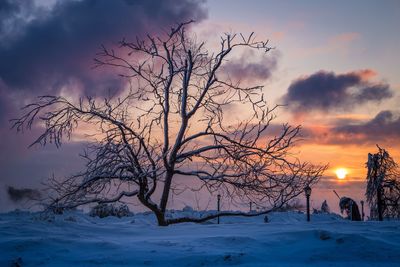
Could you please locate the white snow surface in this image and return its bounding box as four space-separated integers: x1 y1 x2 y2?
1 210 400 266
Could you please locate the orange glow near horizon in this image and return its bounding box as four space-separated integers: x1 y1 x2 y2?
335 168 348 180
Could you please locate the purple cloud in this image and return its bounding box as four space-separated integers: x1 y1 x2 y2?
222 51 279 82
333 110 400 141
282 70 393 113
299 110 400 145
0 0 207 96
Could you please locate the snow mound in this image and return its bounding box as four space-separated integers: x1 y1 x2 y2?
1 210 399 266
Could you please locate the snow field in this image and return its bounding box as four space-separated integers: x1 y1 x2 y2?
1 211 399 266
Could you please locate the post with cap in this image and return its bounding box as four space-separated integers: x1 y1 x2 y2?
304 185 312 222
217 194 221 224
360 200 365 221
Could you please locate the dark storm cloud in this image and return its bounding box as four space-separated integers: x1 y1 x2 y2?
300 110 400 145
0 82 14 126
0 87 6 120
0 0 19 23
0 0 207 96
334 110 400 140
0 0 35 39
222 51 279 82
355 84 392 102
282 70 393 113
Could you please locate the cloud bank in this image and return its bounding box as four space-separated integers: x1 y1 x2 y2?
283 70 393 113
333 110 400 142
300 110 400 145
0 0 207 97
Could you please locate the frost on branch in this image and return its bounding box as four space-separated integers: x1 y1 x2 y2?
366 145 400 220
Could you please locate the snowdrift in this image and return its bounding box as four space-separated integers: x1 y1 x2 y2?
1 210 399 266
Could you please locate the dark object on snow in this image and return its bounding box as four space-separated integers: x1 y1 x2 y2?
263 215 269 223
11 257 23 267
339 197 361 221
217 194 221 224
318 230 331 240
321 200 330 213
89 203 133 218
360 200 365 221
50 205 65 215
7 186 41 202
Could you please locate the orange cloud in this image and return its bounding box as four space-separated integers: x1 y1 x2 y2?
329 32 360 44
354 69 378 81
272 31 285 40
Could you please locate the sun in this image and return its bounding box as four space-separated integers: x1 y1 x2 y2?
335 168 348 180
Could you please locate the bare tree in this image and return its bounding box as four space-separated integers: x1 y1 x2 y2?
366 145 400 220
13 22 326 226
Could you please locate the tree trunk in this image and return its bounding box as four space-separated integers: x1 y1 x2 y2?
137 194 168 226
377 186 383 221
156 212 168 226
160 171 174 214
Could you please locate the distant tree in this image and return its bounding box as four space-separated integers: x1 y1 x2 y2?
13 21 326 226
366 145 400 220
320 200 330 213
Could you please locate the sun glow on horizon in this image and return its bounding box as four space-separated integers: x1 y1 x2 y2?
335 168 348 180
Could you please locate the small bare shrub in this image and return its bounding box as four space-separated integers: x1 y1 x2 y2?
89 203 133 218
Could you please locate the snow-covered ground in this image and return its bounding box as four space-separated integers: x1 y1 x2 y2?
1 210 400 266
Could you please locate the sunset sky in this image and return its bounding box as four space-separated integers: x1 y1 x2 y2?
0 0 399 213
